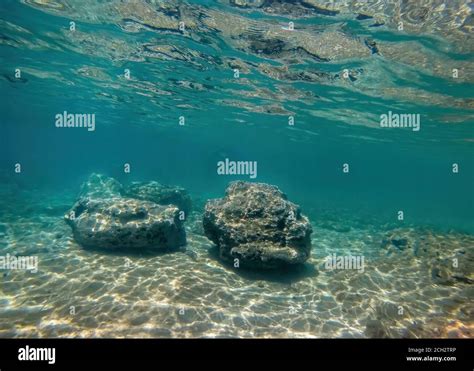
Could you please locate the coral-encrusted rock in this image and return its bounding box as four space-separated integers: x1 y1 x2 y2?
123 181 192 216
65 197 186 250
78 173 123 199
203 181 312 269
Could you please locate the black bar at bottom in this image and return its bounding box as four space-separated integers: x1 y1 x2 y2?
0 339 471 368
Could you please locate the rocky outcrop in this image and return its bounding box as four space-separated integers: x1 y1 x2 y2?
203 181 312 269
78 173 123 199
123 181 192 216
66 174 189 251
65 197 186 251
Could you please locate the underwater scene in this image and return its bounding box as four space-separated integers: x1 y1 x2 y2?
0 0 473 339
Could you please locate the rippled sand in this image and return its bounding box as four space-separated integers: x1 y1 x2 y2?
0 189 472 338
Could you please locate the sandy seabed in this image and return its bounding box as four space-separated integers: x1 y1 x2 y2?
0 189 472 338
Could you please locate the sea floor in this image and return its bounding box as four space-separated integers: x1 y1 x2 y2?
0 188 472 338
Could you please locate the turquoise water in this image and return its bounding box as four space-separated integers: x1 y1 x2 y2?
0 1 473 338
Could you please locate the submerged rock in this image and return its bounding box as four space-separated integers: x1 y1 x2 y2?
381 228 474 286
430 254 474 286
78 173 123 199
381 230 417 254
123 181 192 216
65 197 186 251
65 174 192 251
203 181 312 269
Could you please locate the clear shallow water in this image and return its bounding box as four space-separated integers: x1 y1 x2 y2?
0 0 473 338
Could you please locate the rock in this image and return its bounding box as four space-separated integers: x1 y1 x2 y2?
381 231 413 251
203 181 312 269
66 174 192 251
184 249 198 261
123 181 192 216
431 266 452 285
65 197 186 250
430 255 474 285
78 173 123 199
